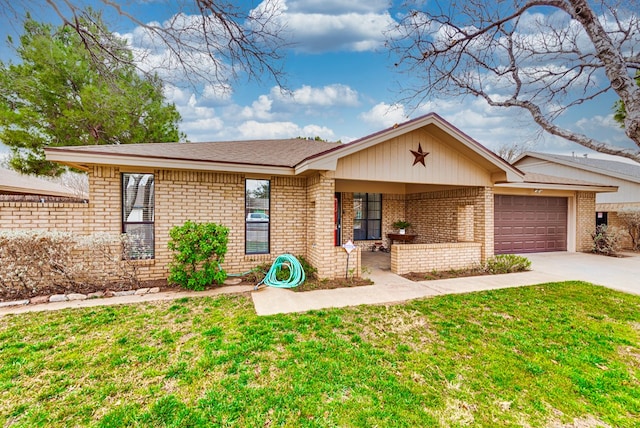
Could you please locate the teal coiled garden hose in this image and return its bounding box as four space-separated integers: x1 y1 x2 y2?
255 254 306 289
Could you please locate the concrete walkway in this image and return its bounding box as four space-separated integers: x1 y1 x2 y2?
251 251 640 315
2 251 637 317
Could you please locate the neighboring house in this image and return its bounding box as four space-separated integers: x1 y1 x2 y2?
0 167 79 200
43 113 616 280
514 152 640 249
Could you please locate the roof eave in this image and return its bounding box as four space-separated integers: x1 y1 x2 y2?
45 149 296 176
494 182 618 193
0 185 77 198
515 152 640 184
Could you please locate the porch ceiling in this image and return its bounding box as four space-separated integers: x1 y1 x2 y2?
334 179 473 195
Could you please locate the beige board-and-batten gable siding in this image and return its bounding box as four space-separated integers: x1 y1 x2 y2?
334 127 493 187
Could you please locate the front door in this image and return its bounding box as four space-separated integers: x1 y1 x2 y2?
334 193 342 246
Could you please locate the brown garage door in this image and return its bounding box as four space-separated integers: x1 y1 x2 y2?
494 195 567 254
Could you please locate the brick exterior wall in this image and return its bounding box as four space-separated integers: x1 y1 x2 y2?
391 242 482 274
0 201 88 231
406 187 494 261
383 194 406 237
306 172 344 279
150 170 310 280
407 188 479 243
334 246 361 279
5 164 599 282
1 166 321 281
89 166 121 234
576 191 596 252
607 212 634 250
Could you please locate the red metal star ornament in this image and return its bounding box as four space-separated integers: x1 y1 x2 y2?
410 143 429 167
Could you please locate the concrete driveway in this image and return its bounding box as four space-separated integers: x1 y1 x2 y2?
251 251 640 315
523 251 640 295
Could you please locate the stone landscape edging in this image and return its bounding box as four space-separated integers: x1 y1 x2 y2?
0 286 162 308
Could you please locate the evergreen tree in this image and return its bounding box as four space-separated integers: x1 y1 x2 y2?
0 14 184 176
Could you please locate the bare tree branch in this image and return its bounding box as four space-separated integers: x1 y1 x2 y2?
1 0 287 90
388 0 640 163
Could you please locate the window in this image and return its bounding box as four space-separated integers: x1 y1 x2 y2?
596 211 608 227
122 173 155 259
353 193 381 240
246 179 270 254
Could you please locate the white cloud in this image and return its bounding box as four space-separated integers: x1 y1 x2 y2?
181 117 225 142
241 95 276 121
116 13 235 85
235 120 291 139
271 84 359 107
300 124 336 140
176 94 217 122
235 120 336 140
285 0 389 14
359 103 408 128
163 84 192 106
283 12 396 52
202 84 233 104
254 0 397 53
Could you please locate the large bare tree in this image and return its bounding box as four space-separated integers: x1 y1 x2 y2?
0 0 286 89
389 0 640 162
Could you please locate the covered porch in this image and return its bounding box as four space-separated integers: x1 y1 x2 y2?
335 184 493 276
296 113 522 279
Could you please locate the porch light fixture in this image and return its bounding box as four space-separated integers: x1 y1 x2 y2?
533 189 543 193
410 143 429 167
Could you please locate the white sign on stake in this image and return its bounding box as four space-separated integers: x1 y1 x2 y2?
342 239 356 254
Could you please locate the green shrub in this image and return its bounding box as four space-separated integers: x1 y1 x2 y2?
485 254 531 274
167 221 228 290
591 224 621 256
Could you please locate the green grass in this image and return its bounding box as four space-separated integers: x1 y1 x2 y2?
1 281 639 427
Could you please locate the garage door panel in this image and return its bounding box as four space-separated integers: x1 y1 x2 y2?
494 195 567 254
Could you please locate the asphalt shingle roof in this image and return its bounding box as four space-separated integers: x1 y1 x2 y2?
528 152 640 181
49 139 343 168
0 167 76 197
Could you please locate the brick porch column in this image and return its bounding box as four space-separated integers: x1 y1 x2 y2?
576 191 596 252
306 171 336 278
474 186 494 262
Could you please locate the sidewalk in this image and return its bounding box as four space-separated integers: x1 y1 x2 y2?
2 252 638 317
251 264 562 316
251 251 640 315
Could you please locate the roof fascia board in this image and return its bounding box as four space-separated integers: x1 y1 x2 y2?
494 182 618 193
0 185 75 198
45 151 295 176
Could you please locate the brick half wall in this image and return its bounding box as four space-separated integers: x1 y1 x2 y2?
0 201 89 232
390 242 482 275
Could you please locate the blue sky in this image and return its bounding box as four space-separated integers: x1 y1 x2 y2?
0 0 632 159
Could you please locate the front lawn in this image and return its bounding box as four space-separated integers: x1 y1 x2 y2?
1 281 639 427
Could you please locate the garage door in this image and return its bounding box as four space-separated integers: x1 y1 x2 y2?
494 195 567 254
